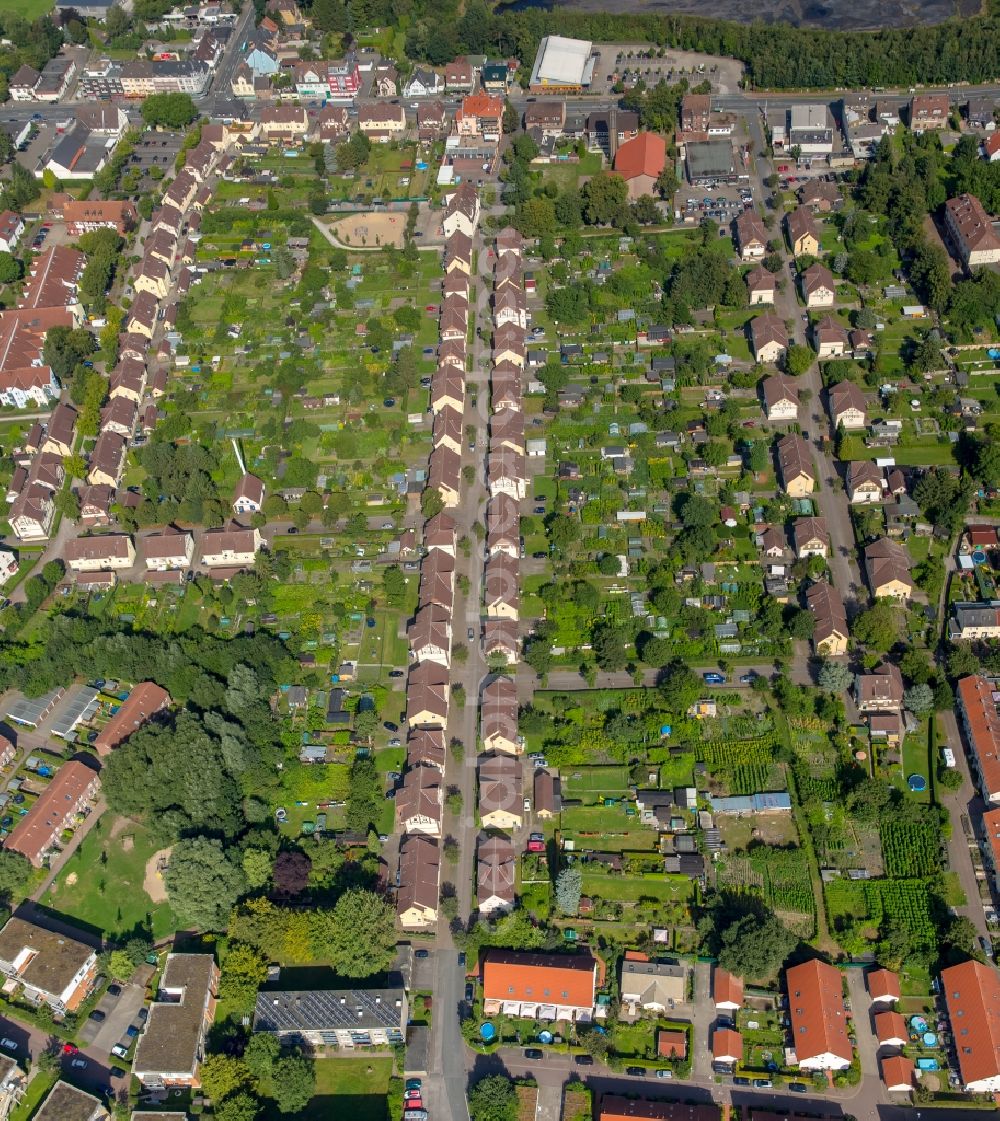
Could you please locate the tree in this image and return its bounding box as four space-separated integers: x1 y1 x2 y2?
847 778 894 822
554 865 582 915
273 1054 315 1114
421 488 444 517
716 910 797 979
851 600 902 652
947 642 981 679
656 166 679 198
141 93 197 129
272 850 311 898
545 513 579 551
106 949 136 982
243 1033 280 1085
785 344 814 375
214 1093 260 1121
659 659 701 714
164 837 248 931
219 942 269 1010
324 889 397 978
817 659 852 694
904 683 935 717
582 172 629 227
0 253 21 284
469 1076 517 1121
200 1054 253 1104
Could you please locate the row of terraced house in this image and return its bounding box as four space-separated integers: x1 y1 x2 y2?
395 184 482 931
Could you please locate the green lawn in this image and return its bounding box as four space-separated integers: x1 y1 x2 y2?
10 1069 57 1121
580 873 692 902
0 0 51 16
42 814 177 942
274 1057 393 1121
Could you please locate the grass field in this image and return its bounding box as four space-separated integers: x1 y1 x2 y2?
43 813 177 942
0 0 51 17
271 1057 393 1121
580 872 691 902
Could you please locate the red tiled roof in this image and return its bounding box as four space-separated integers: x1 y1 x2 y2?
874 1009 907 1044
867 968 900 1002
657 1029 687 1058
711 1027 742 1060
600 1096 720 1121
482 950 596 1008
786 958 852 1064
613 131 666 181
942 959 1000 1088
713 967 743 1007
958 675 1000 798
881 1054 914 1091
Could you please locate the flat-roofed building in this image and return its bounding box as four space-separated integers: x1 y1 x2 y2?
34 1083 105 1121
0 916 97 1013
133 954 219 1089
528 36 594 93
253 988 406 1048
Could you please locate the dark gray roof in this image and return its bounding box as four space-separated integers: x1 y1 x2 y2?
253 989 405 1032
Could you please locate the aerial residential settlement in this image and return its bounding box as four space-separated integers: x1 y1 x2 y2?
0 3 1000 1121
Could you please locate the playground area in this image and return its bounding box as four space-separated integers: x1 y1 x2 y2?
329 211 408 248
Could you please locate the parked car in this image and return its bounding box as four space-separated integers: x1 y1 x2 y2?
0 1039 16 1052
110 1067 126 1079
465 982 474 1002
788 1083 809 1093
70 1059 87 1070
405 1080 422 1091
414 949 429 959
626 1067 646 1077
89 1010 106 1023
404 1090 422 1101
524 1048 544 1059
703 672 726 685
753 1079 773 1088
107 984 122 998
654 1069 673 1079
732 1076 751 1086
575 1055 594 1066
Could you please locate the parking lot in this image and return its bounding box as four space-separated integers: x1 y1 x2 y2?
675 184 756 227
77 982 146 1054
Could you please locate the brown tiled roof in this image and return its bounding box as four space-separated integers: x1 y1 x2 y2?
864 536 912 592
805 580 847 645
713 967 743 1007
867 968 901 1001
94 682 169 753
792 515 829 551
801 262 834 297
481 675 517 746
750 313 787 353
761 374 797 409
476 834 515 909
478 751 521 817
776 433 814 485
4 761 99 866
396 834 439 913
786 206 819 245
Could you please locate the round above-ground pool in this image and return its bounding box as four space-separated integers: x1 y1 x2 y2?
923 1031 937 1046
480 1023 496 1042
908 774 927 793
973 549 987 564
911 1015 928 1032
